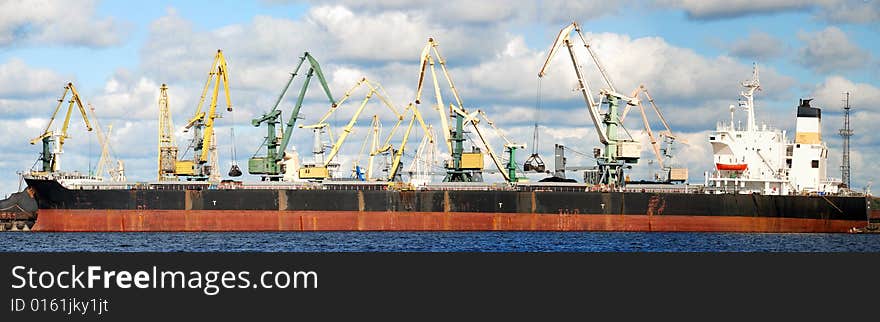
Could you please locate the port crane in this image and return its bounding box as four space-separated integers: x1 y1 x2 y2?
415 37 522 182
297 77 402 180
87 103 125 182
621 84 688 182
377 101 435 181
157 84 178 181
29 82 93 174
538 22 641 187
176 49 232 182
248 52 336 181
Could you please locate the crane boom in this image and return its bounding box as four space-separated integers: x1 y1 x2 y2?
416 41 452 153
277 53 336 156
307 77 399 129
539 23 607 144
31 86 70 145
322 92 373 167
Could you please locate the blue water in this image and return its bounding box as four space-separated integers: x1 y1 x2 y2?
2 232 880 251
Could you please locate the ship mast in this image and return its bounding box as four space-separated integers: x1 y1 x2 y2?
740 63 760 132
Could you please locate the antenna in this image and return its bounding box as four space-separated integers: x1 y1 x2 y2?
839 92 853 188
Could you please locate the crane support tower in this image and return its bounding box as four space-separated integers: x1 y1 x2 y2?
538 22 641 187
158 84 178 181
176 49 232 182
29 82 93 175
248 52 336 181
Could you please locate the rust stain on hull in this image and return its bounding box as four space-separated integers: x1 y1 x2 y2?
32 209 863 233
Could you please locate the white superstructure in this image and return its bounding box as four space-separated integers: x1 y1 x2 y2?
705 64 840 195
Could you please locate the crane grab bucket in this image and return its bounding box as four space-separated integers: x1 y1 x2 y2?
228 164 242 177
523 153 546 172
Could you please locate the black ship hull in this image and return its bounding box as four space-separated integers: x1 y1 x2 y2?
25 178 870 232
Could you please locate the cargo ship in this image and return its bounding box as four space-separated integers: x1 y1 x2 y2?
13 28 874 232
19 80 872 232
22 176 868 232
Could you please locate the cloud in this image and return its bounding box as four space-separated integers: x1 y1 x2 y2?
727 31 786 60
140 6 509 87
461 32 796 113
0 58 68 101
0 0 128 47
796 26 872 73
5 1 878 197
293 0 627 24
810 76 880 112
304 0 521 24
659 0 813 19
807 76 880 188
660 0 880 23
818 0 880 23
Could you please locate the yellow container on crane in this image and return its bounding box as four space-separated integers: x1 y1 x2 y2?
461 153 484 170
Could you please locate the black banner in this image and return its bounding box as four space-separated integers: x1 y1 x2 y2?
2 253 878 320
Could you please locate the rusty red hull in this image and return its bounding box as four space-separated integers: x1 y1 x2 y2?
33 209 863 233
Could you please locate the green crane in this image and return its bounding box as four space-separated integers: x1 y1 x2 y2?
248 52 336 180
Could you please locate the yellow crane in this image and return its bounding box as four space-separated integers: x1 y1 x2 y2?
297 77 401 180
176 49 232 182
414 37 516 182
379 102 434 181
88 103 125 182
621 84 689 182
29 82 93 174
157 83 178 181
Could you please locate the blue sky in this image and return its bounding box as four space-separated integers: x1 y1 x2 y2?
0 0 877 196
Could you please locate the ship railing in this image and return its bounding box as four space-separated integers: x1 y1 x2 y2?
622 184 704 194
515 182 589 192
715 122 744 132
422 182 516 191
322 182 389 191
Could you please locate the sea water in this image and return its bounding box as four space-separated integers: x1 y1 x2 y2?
2 232 880 252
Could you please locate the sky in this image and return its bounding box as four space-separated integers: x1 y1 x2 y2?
0 0 877 197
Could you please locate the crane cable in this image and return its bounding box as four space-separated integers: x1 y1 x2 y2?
532 78 541 155
227 103 243 177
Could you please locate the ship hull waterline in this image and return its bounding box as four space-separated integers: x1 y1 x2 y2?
25 178 868 233
32 209 863 233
